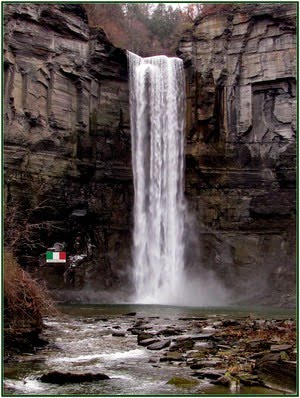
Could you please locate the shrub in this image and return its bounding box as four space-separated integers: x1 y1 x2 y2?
4 251 56 333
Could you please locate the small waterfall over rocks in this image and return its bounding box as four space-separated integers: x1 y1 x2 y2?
128 51 186 304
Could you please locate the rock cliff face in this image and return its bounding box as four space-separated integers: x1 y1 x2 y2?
178 3 296 306
4 4 132 295
4 4 296 306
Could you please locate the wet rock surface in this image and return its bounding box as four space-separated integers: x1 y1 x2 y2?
255 353 296 393
40 371 110 384
147 339 171 351
3 307 296 395
126 311 296 393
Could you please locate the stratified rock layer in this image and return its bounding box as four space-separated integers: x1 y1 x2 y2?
178 3 296 305
4 4 296 305
4 4 132 293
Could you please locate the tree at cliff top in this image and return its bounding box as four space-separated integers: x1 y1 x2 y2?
83 3 192 56
201 3 234 16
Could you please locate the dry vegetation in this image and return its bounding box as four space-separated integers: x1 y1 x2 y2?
218 322 296 344
201 3 234 17
83 3 196 56
4 251 56 333
82 3 236 57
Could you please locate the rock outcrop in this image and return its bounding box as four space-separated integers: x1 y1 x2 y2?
177 3 296 306
4 4 132 295
4 4 296 305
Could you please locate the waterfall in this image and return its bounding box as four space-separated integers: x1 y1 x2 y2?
128 51 186 304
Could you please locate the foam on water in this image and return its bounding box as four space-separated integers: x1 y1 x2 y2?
49 349 145 364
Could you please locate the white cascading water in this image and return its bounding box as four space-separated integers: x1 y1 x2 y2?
128 51 186 304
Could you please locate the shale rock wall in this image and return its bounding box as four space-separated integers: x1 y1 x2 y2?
4 4 296 306
4 4 132 295
178 3 296 306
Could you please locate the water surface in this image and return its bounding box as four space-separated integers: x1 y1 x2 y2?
4 304 294 395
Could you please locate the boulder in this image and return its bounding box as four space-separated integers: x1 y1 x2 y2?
166 376 199 388
170 337 195 351
238 373 261 386
128 328 144 335
138 338 160 347
147 339 171 350
222 320 241 327
270 344 293 352
189 333 216 340
112 331 126 337
40 371 109 384
160 351 185 362
137 333 156 343
192 368 227 380
212 372 241 392
190 360 221 370
245 339 271 351
158 328 183 337
255 353 296 393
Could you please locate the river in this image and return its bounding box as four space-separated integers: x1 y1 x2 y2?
4 304 294 395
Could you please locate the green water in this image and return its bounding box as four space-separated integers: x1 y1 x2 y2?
58 303 295 319
4 304 294 395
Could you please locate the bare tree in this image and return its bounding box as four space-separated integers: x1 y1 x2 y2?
4 183 66 264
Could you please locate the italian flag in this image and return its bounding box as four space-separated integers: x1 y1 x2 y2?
46 251 67 263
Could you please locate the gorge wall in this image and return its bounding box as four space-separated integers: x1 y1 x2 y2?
4 4 296 305
178 3 296 306
4 4 132 298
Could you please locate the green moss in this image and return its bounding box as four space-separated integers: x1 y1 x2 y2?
167 376 199 388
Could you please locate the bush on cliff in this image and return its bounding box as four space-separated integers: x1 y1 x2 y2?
4 251 56 353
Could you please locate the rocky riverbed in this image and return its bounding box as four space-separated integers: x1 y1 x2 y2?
4 305 296 395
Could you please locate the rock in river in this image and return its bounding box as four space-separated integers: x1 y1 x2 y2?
160 351 185 362
190 360 221 369
139 338 160 347
170 337 195 351
255 353 296 393
40 371 110 384
158 328 183 337
147 339 171 350
112 331 126 337
137 333 156 343
192 368 227 380
166 376 199 388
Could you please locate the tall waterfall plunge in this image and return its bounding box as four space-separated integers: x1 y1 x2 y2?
128 51 186 304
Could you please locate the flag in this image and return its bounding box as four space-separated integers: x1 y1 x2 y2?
46 251 67 263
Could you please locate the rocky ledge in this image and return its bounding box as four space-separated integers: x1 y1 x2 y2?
4 310 296 395
125 312 296 393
